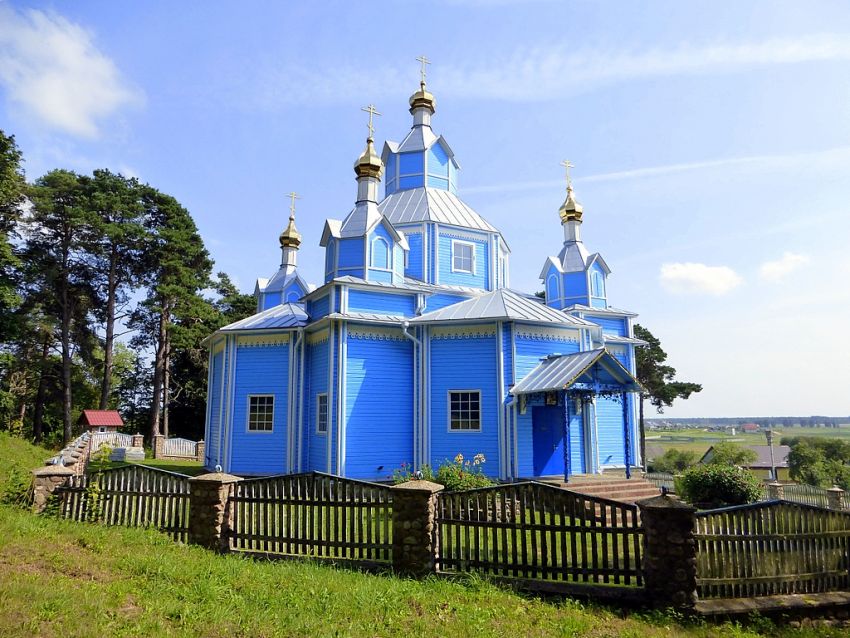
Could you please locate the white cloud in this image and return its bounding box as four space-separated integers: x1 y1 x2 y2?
239 34 850 108
0 6 141 137
758 252 810 283
659 262 743 295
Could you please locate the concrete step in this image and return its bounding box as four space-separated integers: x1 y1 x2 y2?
559 476 662 504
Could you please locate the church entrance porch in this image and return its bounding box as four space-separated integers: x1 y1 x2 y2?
511 348 642 482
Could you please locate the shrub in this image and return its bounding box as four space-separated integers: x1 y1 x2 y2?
675 464 763 507
649 449 696 474
391 462 435 484
705 441 757 467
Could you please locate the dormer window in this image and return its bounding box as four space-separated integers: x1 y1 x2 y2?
591 271 606 298
371 237 390 270
452 240 475 274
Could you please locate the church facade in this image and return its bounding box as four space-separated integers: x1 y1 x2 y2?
202 77 644 481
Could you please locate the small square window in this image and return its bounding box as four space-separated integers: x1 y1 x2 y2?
317 393 329 434
452 241 474 274
448 391 481 431
248 395 274 432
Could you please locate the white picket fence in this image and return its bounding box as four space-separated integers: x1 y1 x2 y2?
162 437 199 458
90 431 133 453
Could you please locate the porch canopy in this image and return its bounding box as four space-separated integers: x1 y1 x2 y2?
509 348 642 396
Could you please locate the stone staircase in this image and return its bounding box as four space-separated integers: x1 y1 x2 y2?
557 474 662 504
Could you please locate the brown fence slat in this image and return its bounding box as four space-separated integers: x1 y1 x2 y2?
695 500 850 599
434 482 643 587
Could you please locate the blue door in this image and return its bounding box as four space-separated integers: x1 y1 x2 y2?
532 405 565 477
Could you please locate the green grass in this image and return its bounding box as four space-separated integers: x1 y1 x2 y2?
0 432 55 503
0 433 844 637
2 504 844 638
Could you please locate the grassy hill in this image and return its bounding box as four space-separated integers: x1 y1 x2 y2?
0 432 53 503
0 434 842 637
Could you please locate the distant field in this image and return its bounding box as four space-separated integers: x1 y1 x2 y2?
647 427 850 460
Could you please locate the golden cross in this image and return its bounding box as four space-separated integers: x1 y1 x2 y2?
560 160 575 189
416 55 431 86
286 191 300 219
361 104 381 139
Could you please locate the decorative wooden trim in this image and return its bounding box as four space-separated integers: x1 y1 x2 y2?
237 334 290 347
515 326 580 343
347 325 406 341
307 329 329 345
432 324 497 340
211 339 226 356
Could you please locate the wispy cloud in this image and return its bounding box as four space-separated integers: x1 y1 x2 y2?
238 34 850 109
660 262 743 295
463 145 850 194
0 6 142 138
759 252 810 283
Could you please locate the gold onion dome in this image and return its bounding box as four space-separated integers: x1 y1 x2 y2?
409 81 436 114
279 214 302 248
558 185 584 223
354 137 383 179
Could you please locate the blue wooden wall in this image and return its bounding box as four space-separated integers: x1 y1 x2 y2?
596 395 625 467
348 290 416 316
437 232 488 289
228 343 289 475
344 333 413 479
424 293 467 312
513 333 580 382
429 330 499 476
404 232 423 279
307 337 329 472
206 349 224 467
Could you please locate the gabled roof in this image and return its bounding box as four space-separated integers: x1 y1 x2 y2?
541 242 611 277
258 268 315 295
700 445 791 469
382 133 460 167
409 289 594 326
321 208 409 250
564 304 638 317
78 410 124 427
218 303 308 332
510 348 642 396
379 187 500 234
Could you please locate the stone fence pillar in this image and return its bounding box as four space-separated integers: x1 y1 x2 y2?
390 480 444 576
153 434 165 459
637 494 698 610
131 433 144 448
31 466 75 513
828 486 846 511
196 440 206 463
188 472 241 552
767 482 785 501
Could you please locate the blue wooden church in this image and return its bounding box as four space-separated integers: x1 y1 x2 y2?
203 75 645 481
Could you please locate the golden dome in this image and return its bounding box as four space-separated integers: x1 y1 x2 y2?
409 81 436 114
558 185 583 224
354 137 383 179
279 214 302 248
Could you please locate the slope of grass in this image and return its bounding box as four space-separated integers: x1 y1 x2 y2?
0 432 54 502
0 505 832 638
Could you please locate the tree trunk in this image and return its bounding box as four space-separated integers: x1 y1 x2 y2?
639 393 647 472
32 336 50 443
99 249 118 409
60 297 73 445
162 334 170 438
148 301 169 441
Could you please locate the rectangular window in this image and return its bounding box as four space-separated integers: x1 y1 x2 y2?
452 240 475 273
248 395 274 432
316 393 329 434
449 390 481 431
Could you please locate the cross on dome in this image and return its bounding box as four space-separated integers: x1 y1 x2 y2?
286 191 300 220
416 54 431 87
361 104 381 140
560 160 575 190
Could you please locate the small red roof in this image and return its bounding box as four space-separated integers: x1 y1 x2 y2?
78 410 124 427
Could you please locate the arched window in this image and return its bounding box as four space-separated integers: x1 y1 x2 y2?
591 271 606 298
286 290 301 303
325 240 336 274
371 237 390 269
546 274 559 301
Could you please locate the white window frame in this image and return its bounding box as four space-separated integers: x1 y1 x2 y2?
247 394 275 433
546 274 560 302
370 236 391 270
316 392 329 435
451 240 475 274
447 389 482 432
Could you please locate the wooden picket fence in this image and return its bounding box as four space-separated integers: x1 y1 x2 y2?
435 482 644 586
90 431 133 453
695 500 850 598
163 437 198 458
228 472 393 564
54 464 191 542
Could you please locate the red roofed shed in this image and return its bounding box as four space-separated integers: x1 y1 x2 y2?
78 410 124 433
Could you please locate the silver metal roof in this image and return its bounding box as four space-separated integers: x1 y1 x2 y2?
510 348 642 395
379 187 499 233
219 303 308 332
409 289 593 326
565 304 639 317
603 334 647 345
259 267 314 295
302 275 485 301
397 125 438 153
540 242 611 277
326 311 407 324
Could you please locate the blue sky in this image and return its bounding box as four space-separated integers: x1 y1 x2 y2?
2 0 849 418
